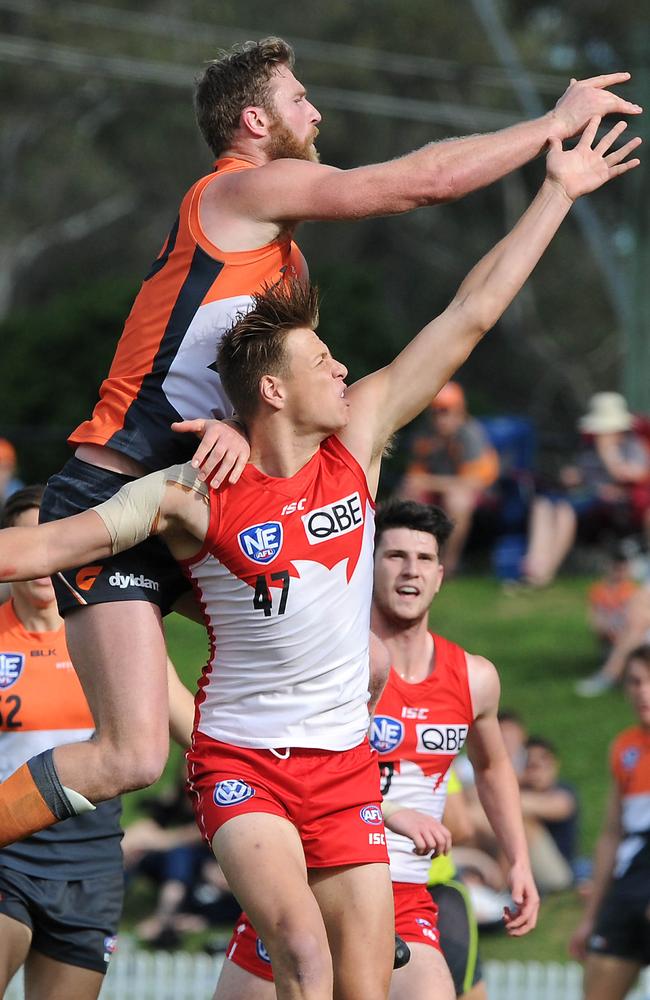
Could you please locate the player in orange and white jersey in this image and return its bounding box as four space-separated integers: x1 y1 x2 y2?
0 487 122 1000
28 31 640 853
0 122 638 999
570 645 650 1000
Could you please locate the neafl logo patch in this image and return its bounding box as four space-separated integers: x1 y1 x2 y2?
301 492 364 545
238 522 283 565
0 652 24 689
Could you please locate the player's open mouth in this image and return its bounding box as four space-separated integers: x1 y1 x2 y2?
397 585 419 596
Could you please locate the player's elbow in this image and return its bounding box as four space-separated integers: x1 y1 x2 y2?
450 294 495 344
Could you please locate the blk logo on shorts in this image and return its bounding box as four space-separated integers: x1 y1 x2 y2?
238 522 283 564
213 779 256 807
0 652 24 689
360 804 383 825
370 716 404 754
256 938 272 964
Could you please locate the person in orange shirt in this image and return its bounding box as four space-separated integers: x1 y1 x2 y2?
0 487 123 1000
570 644 650 1000
400 382 499 574
1 34 642 847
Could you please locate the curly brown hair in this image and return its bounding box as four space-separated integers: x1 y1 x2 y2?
195 37 295 157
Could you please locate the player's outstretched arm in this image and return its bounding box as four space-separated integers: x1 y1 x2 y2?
465 655 539 936
0 510 112 584
218 74 640 221
343 117 641 478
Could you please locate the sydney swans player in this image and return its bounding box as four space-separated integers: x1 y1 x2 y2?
0 119 641 1000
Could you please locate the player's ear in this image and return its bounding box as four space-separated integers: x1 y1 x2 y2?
259 374 286 412
241 105 270 139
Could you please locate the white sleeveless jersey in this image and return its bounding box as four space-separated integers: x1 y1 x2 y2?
182 436 374 751
370 635 475 883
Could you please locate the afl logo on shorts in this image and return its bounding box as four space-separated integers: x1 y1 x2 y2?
360 804 383 825
370 716 404 754
238 522 283 565
0 652 24 689
256 938 271 964
213 779 256 807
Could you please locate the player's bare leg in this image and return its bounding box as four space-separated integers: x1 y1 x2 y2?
213 814 333 1000
213 960 276 1000
23 952 104 1000
0 913 31 995
388 943 455 1000
309 863 394 1000
56 601 170 798
582 954 641 1000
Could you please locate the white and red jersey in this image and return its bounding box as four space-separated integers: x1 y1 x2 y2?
370 634 475 883
182 436 375 751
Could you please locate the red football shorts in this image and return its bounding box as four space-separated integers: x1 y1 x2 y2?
225 881 441 983
226 913 275 983
187 732 389 869
392 882 442 951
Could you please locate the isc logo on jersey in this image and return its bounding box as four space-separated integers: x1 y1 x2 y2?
0 653 24 689
213 779 256 807
238 522 283 565
370 716 404 754
302 492 364 545
416 723 469 755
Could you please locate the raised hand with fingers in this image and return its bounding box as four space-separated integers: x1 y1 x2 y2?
546 116 642 203
551 72 642 140
171 417 250 488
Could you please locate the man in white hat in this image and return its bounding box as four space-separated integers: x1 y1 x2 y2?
523 392 650 598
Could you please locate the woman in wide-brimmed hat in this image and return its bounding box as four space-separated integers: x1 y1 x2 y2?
523 393 650 599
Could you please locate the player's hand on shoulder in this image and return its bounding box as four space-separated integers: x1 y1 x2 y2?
171 418 250 488
551 73 642 140
503 862 540 936
383 806 452 857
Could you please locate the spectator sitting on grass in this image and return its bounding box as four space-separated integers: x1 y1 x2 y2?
587 544 639 653
519 737 578 894
577 580 650 698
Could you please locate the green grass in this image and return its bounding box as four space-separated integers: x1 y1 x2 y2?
123 575 630 962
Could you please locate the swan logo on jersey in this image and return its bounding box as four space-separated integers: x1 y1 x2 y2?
302 491 363 545
416 723 469 755
360 805 384 825
238 522 283 565
256 938 271 964
622 747 640 770
370 715 404 754
213 779 256 806
0 652 24 689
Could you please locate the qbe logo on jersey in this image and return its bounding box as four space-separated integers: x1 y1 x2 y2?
416 723 469 755
238 522 283 565
213 779 256 807
370 715 404 754
302 492 364 545
0 652 24 689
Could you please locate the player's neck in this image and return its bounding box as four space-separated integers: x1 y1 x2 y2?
373 614 434 684
10 593 62 635
248 421 324 478
221 139 268 168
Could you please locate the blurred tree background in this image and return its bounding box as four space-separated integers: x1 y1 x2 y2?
0 0 647 485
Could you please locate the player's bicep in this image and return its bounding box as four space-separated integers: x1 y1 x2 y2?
45 510 113 571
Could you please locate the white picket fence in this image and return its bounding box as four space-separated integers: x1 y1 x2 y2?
6 952 650 999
